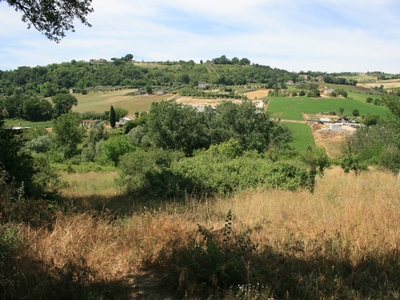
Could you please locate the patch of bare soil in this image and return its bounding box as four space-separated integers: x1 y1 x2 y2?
245 89 270 100
175 96 242 107
310 123 347 158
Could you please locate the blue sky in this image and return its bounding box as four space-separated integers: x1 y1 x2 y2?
1 0 400 73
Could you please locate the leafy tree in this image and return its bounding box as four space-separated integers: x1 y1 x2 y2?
114 107 128 121
52 112 85 158
22 97 53 121
145 85 153 94
26 135 52 153
239 58 251 65
126 125 148 147
52 94 78 118
101 135 133 165
363 113 380 126
352 109 360 117
207 138 243 159
1 0 94 42
381 93 400 122
110 105 116 128
2 94 26 119
339 107 345 115
81 122 108 162
0 114 55 198
147 101 210 156
211 101 291 152
124 54 133 61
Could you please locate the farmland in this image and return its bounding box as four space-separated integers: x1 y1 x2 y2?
268 96 388 121
284 122 316 151
72 89 174 115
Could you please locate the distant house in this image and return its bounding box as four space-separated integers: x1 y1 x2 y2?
299 74 309 80
329 124 341 131
320 118 331 123
118 117 132 127
194 106 205 112
317 75 325 82
154 89 165 95
89 58 108 63
80 120 101 127
254 101 264 109
286 80 294 85
135 89 145 95
198 82 209 89
324 88 335 95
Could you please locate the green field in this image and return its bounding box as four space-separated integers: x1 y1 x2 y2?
72 89 173 115
5 119 53 128
284 122 316 152
268 96 388 121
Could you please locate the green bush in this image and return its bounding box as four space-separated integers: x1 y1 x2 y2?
118 151 313 199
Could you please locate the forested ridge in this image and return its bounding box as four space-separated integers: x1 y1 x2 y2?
0 57 296 96
0 54 365 98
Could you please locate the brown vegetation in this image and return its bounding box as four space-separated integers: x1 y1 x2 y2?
3 167 400 298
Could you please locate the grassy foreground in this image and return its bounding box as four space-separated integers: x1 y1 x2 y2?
3 166 400 299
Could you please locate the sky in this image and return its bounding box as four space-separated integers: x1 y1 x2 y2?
1 0 400 73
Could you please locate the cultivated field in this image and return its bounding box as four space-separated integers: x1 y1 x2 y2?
268 96 388 121
361 78 400 89
175 96 243 107
283 122 316 152
72 89 174 115
244 88 270 100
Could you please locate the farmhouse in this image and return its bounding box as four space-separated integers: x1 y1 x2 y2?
198 82 209 89
154 89 165 95
118 117 132 127
80 120 101 127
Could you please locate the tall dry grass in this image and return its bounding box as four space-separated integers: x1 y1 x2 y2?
4 167 400 299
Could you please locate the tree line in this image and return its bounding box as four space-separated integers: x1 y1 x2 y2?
0 58 309 97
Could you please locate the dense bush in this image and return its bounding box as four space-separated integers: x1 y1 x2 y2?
118 149 313 199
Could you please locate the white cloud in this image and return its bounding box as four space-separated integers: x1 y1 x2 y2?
0 0 399 72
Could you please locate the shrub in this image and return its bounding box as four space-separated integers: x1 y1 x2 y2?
177 211 257 295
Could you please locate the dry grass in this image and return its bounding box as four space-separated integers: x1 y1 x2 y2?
310 123 347 158
5 167 400 298
175 96 242 107
244 89 270 100
361 78 400 89
72 90 174 114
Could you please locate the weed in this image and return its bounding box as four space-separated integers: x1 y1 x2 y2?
179 211 257 296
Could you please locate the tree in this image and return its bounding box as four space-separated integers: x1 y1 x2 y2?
22 97 53 121
339 107 345 115
146 101 210 156
124 54 134 61
114 107 128 120
52 112 84 158
381 93 400 121
52 94 78 118
363 113 380 126
352 109 360 117
0 113 55 199
1 0 94 42
239 58 251 65
145 85 153 94
110 105 116 128
101 135 133 165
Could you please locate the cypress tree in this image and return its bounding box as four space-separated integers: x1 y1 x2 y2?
110 105 116 128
